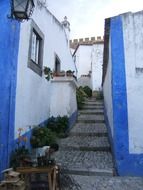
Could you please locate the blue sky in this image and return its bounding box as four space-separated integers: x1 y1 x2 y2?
47 0 143 39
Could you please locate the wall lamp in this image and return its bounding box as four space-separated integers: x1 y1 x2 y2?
10 0 35 21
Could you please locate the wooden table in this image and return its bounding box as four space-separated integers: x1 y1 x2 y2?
16 166 57 190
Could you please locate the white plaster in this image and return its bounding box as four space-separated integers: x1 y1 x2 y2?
74 43 103 91
75 45 92 78
122 11 143 153
91 44 103 91
50 77 78 117
15 4 76 138
103 38 114 136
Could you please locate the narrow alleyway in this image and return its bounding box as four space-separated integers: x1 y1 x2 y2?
55 97 143 190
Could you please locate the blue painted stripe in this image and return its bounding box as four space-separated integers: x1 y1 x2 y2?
68 110 78 129
103 15 143 176
110 16 129 175
0 0 20 178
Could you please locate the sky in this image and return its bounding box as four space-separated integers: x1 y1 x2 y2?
47 0 143 39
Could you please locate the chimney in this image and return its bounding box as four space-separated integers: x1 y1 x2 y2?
61 16 70 45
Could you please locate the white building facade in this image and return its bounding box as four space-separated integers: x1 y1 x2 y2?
103 11 143 176
0 0 77 176
15 1 77 138
71 38 104 91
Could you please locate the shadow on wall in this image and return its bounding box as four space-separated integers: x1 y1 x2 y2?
78 75 92 89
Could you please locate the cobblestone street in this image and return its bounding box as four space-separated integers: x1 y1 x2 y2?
54 97 143 189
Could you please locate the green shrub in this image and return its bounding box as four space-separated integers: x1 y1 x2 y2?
30 127 56 148
95 91 103 100
10 146 30 169
76 87 87 109
47 116 69 136
56 116 68 133
83 86 92 97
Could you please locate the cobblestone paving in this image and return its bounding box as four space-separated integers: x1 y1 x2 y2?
70 123 107 135
78 114 105 121
84 101 103 106
70 176 143 190
79 109 104 114
59 136 110 151
84 101 104 105
55 150 113 172
82 105 104 109
55 97 143 189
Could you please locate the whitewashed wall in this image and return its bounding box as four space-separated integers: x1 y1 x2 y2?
103 39 114 136
91 44 103 91
15 2 76 137
75 45 92 78
74 43 103 91
50 77 77 117
122 11 143 154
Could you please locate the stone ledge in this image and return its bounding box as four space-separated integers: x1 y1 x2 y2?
51 76 78 88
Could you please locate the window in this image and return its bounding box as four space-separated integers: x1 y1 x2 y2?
28 20 44 76
55 54 61 72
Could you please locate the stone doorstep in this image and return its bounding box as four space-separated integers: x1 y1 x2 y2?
61 168 113 176
59 146 111 152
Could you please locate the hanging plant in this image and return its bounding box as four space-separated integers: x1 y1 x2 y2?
43 66 53 81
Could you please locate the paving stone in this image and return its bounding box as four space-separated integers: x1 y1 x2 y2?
84 101 104 106
79 109 104 115
82 105 104 110
54 150 113 175
54 97 122 189
68 176 143 190
59 136 110 151
70 123 107 136
78 114 105 121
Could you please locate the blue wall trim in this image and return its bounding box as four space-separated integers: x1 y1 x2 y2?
110 16 143 176
103 104 118 175
0 0 20 178
1 110 77 178
111 15 129 176
68 110 78 129
14 111 78 150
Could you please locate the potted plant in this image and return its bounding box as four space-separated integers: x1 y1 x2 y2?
10 128 30 169
30 127 57 148
53 70 65 77
43 66 53 81
66 70 74 77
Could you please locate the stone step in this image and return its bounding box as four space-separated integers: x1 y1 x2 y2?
69 132 108 137
62 168 113 177
70 123 107 137
79 109 104 115
77 114 105 123
55 150 113 176
78 114 104 121
83 102 104 106
82 105 104 110
59 136 110 151
67 176 143 190
86 98 96 101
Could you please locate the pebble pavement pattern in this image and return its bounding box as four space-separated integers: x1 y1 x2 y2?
55 97 143 189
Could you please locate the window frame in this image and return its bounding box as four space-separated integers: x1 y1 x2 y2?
28 20 44 76
54 53 61 73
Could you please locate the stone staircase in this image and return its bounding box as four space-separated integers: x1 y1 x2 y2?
55 97 114 175
54 97 143 189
